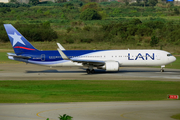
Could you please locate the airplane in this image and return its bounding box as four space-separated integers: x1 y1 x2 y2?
4 24 176 74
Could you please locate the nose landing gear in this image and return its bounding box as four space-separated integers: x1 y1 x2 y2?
161 65 165 72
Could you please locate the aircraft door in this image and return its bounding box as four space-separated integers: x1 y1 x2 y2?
41 54 45 61
157 53 161 60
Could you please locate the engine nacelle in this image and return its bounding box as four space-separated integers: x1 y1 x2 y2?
97 61 119 71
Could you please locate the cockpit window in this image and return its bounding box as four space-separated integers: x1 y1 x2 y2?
167 54 172 56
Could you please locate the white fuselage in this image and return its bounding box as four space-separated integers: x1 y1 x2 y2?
41 49 176 67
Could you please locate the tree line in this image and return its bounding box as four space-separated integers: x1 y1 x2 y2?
0 21 58 42
0 1 180 47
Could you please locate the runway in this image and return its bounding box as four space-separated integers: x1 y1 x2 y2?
0 101 180 120
0 63 180 80
0 63 180 120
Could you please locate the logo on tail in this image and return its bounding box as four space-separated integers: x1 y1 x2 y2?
4 24 38 54
8 32 25 46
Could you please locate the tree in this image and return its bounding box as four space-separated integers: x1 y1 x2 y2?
10 0 18 3
174 8 179 15
148 0 158 6
0 7 11 13
80 2 100 12
58 114 73 120
143 0 148 7
64 3 74 9
136 0 140 4
128 18 142 25
80 8 101 20
56 0 66 3
29 0 39 5
150 36 159 47
13 23 58 42
123 0 129 6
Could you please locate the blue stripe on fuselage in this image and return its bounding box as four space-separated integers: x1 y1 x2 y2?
21 50 106 62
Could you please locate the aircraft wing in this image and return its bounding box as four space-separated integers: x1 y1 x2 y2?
7 53 31 59
57 47 105 66
71 59 105 66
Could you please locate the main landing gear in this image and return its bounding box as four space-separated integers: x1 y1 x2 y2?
86 65 95 74
161 65 165 72
86 69 95 74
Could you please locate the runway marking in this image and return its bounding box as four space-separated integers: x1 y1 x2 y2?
120 113 128 119
36 106 78 120
36 109 59 120
36 104 113 120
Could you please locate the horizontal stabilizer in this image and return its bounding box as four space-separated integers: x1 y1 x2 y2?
7 53 31 59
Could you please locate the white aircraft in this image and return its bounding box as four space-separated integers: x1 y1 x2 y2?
4 24 176 74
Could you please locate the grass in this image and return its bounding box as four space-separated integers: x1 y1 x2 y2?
171 113 180 120
0 80 179 103
0 52 12 63
0 52 18 63
165 56 180 69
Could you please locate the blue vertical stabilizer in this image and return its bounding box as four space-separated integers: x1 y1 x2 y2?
4 24 38 55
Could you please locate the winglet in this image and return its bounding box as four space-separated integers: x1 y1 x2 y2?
56 43 69 60
57 48 70 60
57 43 65 50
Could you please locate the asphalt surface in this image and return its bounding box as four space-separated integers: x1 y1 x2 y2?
0 101 180 120
0 63 180 120
0 63 180 80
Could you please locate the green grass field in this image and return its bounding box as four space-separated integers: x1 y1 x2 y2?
0 80 179 103
164 56 180 69
171 113 180 120
0 52 18 63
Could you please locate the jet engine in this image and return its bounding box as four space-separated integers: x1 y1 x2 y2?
97 61 119 71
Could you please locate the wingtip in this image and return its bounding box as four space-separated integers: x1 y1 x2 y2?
4 24 12 27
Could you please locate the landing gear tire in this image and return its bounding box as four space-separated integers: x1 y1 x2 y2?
91 69 95 74
86 69 95 74
161 69 164 72
86 69 91 74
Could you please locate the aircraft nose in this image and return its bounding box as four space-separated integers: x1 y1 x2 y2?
172 56 176 62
